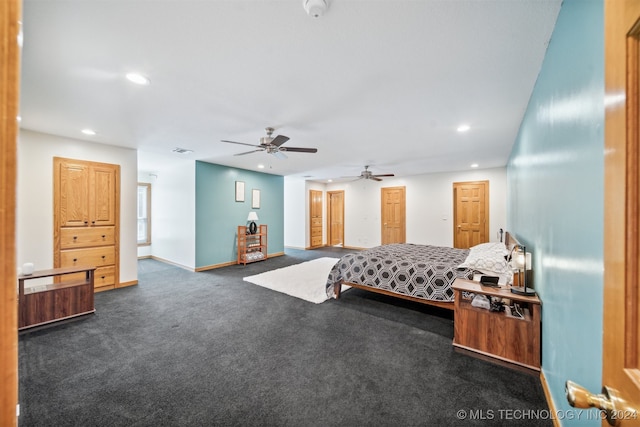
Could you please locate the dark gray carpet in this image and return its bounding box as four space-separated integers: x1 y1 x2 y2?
19 247 551 426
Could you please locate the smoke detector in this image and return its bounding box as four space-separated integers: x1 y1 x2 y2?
304 0 328 18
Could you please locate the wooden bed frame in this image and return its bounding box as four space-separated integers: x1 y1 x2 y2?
332 234 515 311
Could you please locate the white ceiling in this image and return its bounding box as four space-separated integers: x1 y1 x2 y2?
20 0 561 182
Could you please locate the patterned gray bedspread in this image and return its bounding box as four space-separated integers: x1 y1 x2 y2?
326 243 474 302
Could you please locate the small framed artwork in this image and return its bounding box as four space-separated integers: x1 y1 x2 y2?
235 181 245 202
252 189 261 209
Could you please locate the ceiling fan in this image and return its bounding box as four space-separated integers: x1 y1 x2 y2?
344 165 395 181
221 127 318 159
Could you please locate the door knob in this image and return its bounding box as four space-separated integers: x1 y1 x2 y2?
565 380 624 426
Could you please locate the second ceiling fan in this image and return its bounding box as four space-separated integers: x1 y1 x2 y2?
221 127 318 159
344 165 395 181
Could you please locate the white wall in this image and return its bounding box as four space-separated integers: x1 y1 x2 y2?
314 167 507 248
138 151 196 269
17 130 138 284
283 176 306 249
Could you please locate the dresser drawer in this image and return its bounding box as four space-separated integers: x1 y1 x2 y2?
93 266 115 289
311 236 323 246
62 266 115 289
311 218 322 227
311 227 322 237
60 246 115 268
60 227 115 249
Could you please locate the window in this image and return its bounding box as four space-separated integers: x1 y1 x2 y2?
137 183 151 245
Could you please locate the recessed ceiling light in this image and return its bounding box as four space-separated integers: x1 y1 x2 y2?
257 164 265 169
327 179 333 183
172 147 193 154
81 128 96 136
457 124 471 132
126 72 150 85
16 116 21 122
470 163 479 168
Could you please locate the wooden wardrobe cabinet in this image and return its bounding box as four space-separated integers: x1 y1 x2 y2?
309 190 323 247
54 157 120 292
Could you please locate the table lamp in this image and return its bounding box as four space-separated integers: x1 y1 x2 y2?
511 245 535 296
247 212 259 234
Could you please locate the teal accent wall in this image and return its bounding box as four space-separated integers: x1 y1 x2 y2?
195 161 284 268
507 1 604 424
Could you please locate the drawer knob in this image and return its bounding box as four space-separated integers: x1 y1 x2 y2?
101 255 106 259
73 236 77 240
92 220 96 224
84 221 88 225
101 276 105 279
102 235 106 239
73 258 77 262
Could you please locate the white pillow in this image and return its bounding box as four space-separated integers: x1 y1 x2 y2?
458 242 511 275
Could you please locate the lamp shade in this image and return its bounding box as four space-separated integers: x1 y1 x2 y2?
247 212 259 221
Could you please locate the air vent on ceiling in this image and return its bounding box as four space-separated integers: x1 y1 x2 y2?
172 147 193 154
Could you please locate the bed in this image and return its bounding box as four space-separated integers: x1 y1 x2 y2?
325 236 514 310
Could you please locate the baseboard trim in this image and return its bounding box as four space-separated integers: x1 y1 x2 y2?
116 280 138 288
148 256 195 271
195 261 236 272
137 255 152 259
195 252 285 272
540 370 561 427
342 245 367 251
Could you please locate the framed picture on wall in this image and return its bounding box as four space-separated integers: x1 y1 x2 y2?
252 189 260 209
235 181 245 202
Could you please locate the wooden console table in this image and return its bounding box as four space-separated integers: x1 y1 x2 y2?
452 278 541 371
18 266 96 331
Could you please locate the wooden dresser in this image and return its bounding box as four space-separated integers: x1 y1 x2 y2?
53 157 120 292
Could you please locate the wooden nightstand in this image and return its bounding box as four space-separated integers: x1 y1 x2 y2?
452 278 541 371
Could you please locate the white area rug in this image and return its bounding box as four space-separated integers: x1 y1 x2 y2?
243 257 345 304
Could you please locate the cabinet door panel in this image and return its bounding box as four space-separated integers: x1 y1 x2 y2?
58 161 90 227
90 166 117 226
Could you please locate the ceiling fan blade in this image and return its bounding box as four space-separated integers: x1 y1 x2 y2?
221 140 262 148
234 149 264 156
372 174 395 177
370 177 383 181
272 150 287 160
279 147 318 153
270 135 290 147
